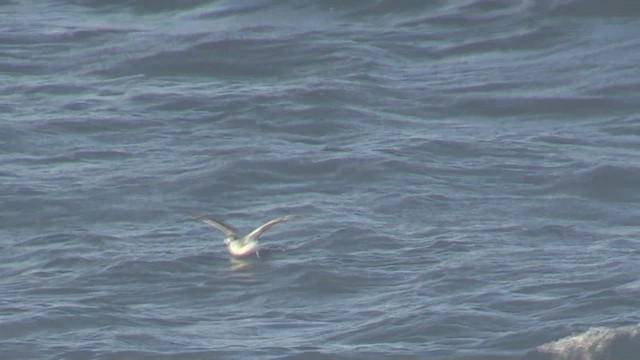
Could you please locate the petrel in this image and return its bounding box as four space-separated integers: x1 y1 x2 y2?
191 214 295 258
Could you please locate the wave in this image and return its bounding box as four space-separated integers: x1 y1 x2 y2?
549 0 640 17
525 325 640 360
552 164 640 203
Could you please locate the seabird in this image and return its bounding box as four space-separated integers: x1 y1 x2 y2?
191 214 295 258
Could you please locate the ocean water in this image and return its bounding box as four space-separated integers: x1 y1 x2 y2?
2 1 640 359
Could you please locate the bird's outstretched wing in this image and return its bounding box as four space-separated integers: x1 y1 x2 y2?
190 213 239 238
243 215 295 243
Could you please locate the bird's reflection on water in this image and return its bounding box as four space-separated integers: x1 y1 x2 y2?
229 247 286 271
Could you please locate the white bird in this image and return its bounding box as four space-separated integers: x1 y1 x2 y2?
191 214 295 258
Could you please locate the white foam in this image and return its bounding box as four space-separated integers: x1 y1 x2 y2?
528 325 640 360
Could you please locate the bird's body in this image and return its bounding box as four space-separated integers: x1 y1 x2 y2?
191 214 295 258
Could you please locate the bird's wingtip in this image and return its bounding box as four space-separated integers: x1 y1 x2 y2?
187 212 207 221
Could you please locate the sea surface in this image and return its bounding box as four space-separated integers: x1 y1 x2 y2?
2 1 640 359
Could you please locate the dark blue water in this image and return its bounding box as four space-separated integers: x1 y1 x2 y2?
2 1 640 359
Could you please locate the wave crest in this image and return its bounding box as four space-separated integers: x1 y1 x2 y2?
526 325 640 360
